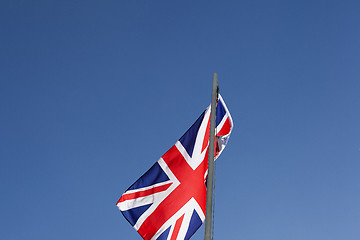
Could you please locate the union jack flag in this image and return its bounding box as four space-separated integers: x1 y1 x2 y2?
116 94 233 240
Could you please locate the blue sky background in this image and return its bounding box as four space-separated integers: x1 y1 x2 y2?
1 1 360 239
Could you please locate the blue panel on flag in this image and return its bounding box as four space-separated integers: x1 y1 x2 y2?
128 162 169 191
121 203 152 226
216 99 226 126
157 226 171 240
184 210 202 240
179 110 205 157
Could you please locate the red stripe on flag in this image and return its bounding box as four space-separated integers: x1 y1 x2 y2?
217 118 231 136
170 214 185 240
117 183 172 203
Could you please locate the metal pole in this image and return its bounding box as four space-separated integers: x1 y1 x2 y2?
204 73 218 240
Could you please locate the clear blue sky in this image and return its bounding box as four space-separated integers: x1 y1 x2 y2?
1 1 360 239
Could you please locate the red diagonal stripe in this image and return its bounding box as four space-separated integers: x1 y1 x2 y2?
217 117 231 136
117 183 172 203
170 214 185 240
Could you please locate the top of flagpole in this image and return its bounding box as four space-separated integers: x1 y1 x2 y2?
204 73 219 240
213 73 219 97
213 72 218 87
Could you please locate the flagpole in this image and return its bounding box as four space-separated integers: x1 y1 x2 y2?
204 73 218 240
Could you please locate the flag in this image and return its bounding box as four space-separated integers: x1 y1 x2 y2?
116 94 233 240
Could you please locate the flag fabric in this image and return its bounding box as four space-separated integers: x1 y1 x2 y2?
116 94 233 240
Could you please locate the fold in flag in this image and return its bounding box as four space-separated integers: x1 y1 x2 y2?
116 94 233 240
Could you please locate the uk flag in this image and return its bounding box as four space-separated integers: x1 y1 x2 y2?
116 94 233 240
